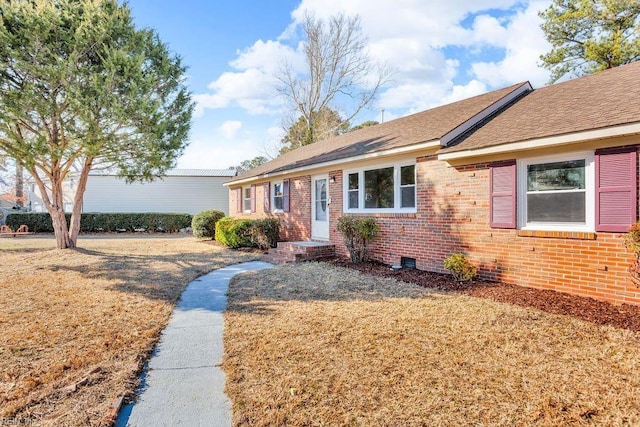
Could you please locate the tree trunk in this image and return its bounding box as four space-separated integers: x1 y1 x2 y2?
68 158 93 246
30 167 75 249
15 163 24 207
49 206 73 249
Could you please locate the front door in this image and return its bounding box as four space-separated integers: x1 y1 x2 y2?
311 175 329 240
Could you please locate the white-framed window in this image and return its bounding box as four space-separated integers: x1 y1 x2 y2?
344 161 416 213
243 186 252 213
517 151 594 232
272 181 284 212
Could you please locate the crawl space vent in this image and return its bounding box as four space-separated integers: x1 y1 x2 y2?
401 257 416 269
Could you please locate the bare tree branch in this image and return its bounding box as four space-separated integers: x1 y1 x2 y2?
276 12 392 153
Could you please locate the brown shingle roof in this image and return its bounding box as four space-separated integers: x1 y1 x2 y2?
228 82 529 184
440 61 640 154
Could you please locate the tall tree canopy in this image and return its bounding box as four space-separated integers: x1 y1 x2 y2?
235 156 268 174
540 0 640 82
277 13 390 151
280 107 349 154
350 120 379 132
0 0 193 248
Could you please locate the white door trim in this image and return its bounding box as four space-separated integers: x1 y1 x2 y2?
311 174 329 240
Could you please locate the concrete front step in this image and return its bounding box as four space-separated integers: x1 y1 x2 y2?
263 241 336 264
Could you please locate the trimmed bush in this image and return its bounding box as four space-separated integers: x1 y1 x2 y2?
336 216 380 262
215 217 280 249
248 218 280 249
5 212 192 233
192 210 225 239
215 217 253 248
443 253 477 282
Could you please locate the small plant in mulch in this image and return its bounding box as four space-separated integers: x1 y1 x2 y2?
624 221 640 287
336 216 380 263
443 253 477 282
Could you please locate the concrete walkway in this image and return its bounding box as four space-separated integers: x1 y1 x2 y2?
116 261 273 427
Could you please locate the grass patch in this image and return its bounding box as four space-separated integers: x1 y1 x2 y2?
0 235 257 426
224 263 640 426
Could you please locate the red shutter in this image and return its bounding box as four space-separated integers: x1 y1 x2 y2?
283 179 290 213
490 160 516 229
596 147 637 232
250 184 256 213
236 188 242 214
263 182 271 213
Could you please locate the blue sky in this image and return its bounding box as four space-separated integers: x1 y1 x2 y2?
126 0 552 169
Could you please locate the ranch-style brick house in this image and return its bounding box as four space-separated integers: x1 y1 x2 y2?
226 61 640 306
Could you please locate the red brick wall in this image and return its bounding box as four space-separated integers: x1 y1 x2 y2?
230 155 640 306
229 176 312 242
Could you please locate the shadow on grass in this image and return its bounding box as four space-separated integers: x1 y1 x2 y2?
225 262 439 316
41 245 259 305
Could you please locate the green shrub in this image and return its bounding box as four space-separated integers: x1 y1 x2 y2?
248 218 280 249
5 212 59 232
5 212 192 233
336 216 380 262
192 210 225 239
215 217 281 249
215 217 253 248
443 253 477 282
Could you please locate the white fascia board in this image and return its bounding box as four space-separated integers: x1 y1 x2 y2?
223 140 441 187
440 82 533 147
438 122 640 161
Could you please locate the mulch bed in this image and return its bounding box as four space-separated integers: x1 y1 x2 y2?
327 258 640 333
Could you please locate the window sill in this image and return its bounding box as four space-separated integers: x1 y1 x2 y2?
517 230 596 240
345 212 417 218
344 209 417 215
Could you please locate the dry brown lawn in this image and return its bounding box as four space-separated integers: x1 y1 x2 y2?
0 234 257 426
225 263 640 426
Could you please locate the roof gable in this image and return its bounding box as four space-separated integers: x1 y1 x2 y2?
228 82 531 184
440 61 640 156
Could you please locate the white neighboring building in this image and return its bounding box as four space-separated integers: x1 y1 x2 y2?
28 169 236 215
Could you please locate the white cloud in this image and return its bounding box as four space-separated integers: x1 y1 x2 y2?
192 39 303 117
193 68 281 116
177 137 261 169
469 14 509 47
284 0 550 114
218 120 242 139
471 1 551 88
184 0 554 171
289 0 521 47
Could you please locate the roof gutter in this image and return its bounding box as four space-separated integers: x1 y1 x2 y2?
437 122 640 161
225 139 441 187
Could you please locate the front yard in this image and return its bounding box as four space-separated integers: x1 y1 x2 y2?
0 235 257 426
3 235 640 425
225 263 640 426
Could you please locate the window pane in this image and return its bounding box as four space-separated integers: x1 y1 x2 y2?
527 192 586 222
364 167 394 208
401 165 415 186
401 186 415 208
315 201 327 221
273 183 283 197
244 188 251 198
527 160 585 191
316 179 327 201
274 196 283 210
348 190 358 209
244 200 251 211
348 173 359 190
